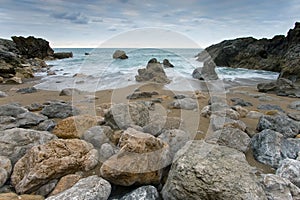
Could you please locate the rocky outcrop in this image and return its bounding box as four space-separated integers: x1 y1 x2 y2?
257 78 300 97
197 22 300 81
192 60 219 80
113 50 128 59
162 141 267 200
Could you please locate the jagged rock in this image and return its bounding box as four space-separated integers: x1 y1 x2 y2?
104 102 150 130
168 98 197 110
11 139 99 194
53 52 73 59
261 174 300 200
45 175 111 200
52 115 99 139
48 174 82 196
119 185 159 200
256 114 300 138
100 128 170 186
163 59 174 68
162 141 267 200
0 128 57 165
206 127 251 153
41 102 80 119
276 159 300 187
113 50 128 59
16 87 37 94
0 116 17 130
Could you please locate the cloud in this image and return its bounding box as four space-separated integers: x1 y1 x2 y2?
50 11 89 24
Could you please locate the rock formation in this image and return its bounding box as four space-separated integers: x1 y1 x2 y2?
113 50 128 59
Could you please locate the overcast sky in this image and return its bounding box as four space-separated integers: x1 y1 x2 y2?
1 0 299 48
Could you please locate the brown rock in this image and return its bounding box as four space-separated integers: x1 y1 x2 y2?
52 115 99 139
4 76 22 84
296 134 300 138
0 193 44 200
0 76 3 83
15 67 34 79
11 139 98 194
48 174 82 196
100 128 170 186
112 50 128 59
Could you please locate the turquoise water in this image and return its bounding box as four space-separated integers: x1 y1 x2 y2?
34 48 279 91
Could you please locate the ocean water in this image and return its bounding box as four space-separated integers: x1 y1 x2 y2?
34 48 279 92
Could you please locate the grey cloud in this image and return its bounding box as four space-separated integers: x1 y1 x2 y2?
51 12 89 24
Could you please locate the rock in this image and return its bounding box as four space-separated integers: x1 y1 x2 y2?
37 119 56 131
173 94 187 99
119 185 159 200
113 50 128 59
247 111 263 119
53 115 99 139
0 156 12 176
192 67 202 80
15 67 34 79
162 141 267 200
163 59 174 68
16 112 47 128
0 103 28 117
206 127 251 152
82 126 113 150
168 98 197 110
258 96 273 102
104 102 150 130
12 36 54 59
45 175 111 200
0 128 57 165
4 76 22 84
0 116 17 130
34 179 58 197
261 174 300 200
148 58 158 63
16 87 37 94
0 168 8 187
53 52 73 59
143 116 184 136
200 105 211 118
210 115 247 131
257 104 284 112
192 60 219 80
59 88 83 96
251 129 300 168
0 193 44 200
257 78 298 97
288 112 300 121
276 159 300 187
11 139 99 194
41 102 80 119
230 97 253 107
99 143 116 160
48 174 82 196
232 105 248 118
289 101 300 111
126 91 158 99
25 103 44 111
0 91 8 97
100 128 169 186
158 129 192 159
47 70 56 75
135 59 170 84
256 114 300 138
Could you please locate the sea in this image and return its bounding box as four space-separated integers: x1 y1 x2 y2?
34 48 279 92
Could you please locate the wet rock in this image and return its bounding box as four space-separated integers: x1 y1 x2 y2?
16 112 47 128
276 159 300 187
206 127 251 153
11 139 99 194
169 98 197 110
37 119 56 131
256 114 300 138
0 128 57 165
46 175 111 200
48 174 82 196
257 104 284 112
104 102 150 130
230 97 253 107
100 128 169 186
53 52 73 59
119 185 159 200
0 103 28 117
113 50 128 59
162 141 267 200
163 59 174 68
53 115 99 139
41 102 80 119
288 101 300 111
261 174 300 200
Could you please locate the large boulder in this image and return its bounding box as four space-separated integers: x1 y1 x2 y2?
162 141 267 200
113 50 128 59
0 128 57 165
192 60 219 81
11 139 98 194
100 128 170 186
45 175 111 200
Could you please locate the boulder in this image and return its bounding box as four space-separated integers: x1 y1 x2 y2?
256 114 300 138
37 119 56 131
113 50 128 59
0 156 11 187
11 139 99 194
168 98 197 110
0 116 17 130
53 52 73 59
276 159 300 187
261 174 300 200
0 168 8 188
230 97 253 107
52 115 99 139
119 185 159 200
143 116 184 136
99 143 116 160
45 175 111 200
82 126 113 149
205 127 251 153
210 115 247 131
257 104 284 112
16 112 47 128
192 60 219 80
0 128 57 165
0 103 28 117
162 141 267 200
163 59 174 68
100 128 170 186
41 102 80 119
48 174 82 196
4 76 22 84
15 67 34 79
126 91 158 100
104 102 150 130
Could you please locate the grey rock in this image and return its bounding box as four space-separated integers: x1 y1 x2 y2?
143 116 184 136
46 175 111 200
192 60 219 81
0 104 28 117
82 126 112 150
0 116 17 130
16 112 47 128
119 185 159 200
16 87 37 94
104 102 150 130
0 168 7 188
35 179 58 197
37 119 56 131
173 94 187 99
41 102 80 119
261 174 300 200
99 143 116 160
126 91 158 100
192 67 203 80
256 114 300 138
162 141 267 200
288 101 300 111
276 159 300 187
0 91 7 98
258 96 273 102
0 128 57 165
0 156 12 175
169 98 197 110
206 127 251 153
59 88 84 96
230 97 253 107
210 115 247 131
113 50 128 59
288 112 300 121
257 104 284 112
25 103 44 111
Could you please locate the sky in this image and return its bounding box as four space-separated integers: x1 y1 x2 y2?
1 0 299 48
